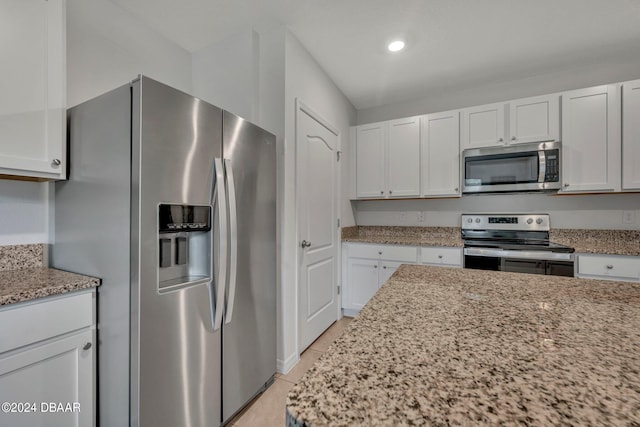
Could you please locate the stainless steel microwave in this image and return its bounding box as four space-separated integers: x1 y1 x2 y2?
462 141 561 194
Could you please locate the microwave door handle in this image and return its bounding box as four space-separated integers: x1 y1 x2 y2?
538 150 546 183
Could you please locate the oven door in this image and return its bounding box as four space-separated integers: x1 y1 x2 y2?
464 247 574 277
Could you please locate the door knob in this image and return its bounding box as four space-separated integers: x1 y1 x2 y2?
301 240 311 248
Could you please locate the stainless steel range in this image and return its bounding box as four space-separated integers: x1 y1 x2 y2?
462 214 575 276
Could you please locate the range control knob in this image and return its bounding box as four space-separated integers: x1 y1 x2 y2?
475 218 481 223
526 218 533 224
467 218 473 223
536 218 543 225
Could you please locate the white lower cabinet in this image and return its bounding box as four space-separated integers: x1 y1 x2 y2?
342 243 461 315
420 247 462 267
576 254 640 282
0 291 96 427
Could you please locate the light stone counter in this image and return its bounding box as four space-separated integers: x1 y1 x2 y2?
286 264 640 426
342 226 640 256
0 244 99 306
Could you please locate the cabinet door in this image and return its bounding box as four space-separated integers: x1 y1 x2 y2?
577 254 639 282
422 111 460 197
0 0 65 180
461 103 505 150
0 329 95 427
387 117 420 197
509 94 559 144
346 259 380 310
622 79 640 190
355 123 385 198
560 85 620 193
379 261 403 284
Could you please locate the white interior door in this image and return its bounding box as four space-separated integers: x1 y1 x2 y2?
297 101 339 352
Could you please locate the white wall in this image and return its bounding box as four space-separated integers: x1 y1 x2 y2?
0 0 193 248
279 31 356 372
67 0 192 107
355 193 640 230
192 30 260 121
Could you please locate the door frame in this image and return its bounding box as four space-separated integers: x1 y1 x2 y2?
294 98 342 355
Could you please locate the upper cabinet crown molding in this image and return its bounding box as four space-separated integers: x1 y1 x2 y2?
460 94 560 151
560 84 621 193
0 0 67 181
622 79 640 191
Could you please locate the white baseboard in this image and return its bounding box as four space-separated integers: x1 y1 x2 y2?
277 352 299 375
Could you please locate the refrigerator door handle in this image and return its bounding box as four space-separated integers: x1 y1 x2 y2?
224 159 238 324
211 158 228 331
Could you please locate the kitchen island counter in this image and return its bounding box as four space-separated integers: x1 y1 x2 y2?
286 265 640 426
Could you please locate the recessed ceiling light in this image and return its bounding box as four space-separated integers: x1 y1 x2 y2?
387 40 405 52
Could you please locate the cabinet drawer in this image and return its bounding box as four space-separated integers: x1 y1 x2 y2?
0 291 95 354
420 247 462 266
347 244 418 262
347 244 385 259
379 245 418 262
577 255 640 281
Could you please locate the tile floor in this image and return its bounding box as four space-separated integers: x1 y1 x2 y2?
228 316 353 427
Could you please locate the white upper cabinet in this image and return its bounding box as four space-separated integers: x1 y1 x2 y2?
560 84 621 193
509 94 560 144
355 123 385 198
0 0 66 181
461 103 505 149
421 110 461 197
387 117 420 198
622 79 640 191
353 117 420 199
461 94 559 150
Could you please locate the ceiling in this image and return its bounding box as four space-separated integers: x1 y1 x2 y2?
108 0 640 110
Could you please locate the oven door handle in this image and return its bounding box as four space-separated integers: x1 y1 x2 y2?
464 247 573 261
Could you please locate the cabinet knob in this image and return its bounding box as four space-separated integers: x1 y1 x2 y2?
52 158 61 166
378 251 382 255
455 187 459 192
606 264 614 269
438 255 443 259
382 266 387 269
380 190 384 195
498 137 504 142
389 190 393 195
374 265 378 269
564 183 570 187
83 342 92 350
511 136 517 141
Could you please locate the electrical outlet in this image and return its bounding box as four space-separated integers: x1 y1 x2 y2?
418 211 426 222
622 210 635 225
399 212 407 222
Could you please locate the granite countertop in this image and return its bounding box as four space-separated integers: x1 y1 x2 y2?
342 226 463 248
286 264 640 426
0 244 100 306
342 226 640 256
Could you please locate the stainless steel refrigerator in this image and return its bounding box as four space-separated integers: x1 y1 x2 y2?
52 76 276 427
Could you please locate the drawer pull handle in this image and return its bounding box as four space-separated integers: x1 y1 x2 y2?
606 264 614 269
83 342 92 351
